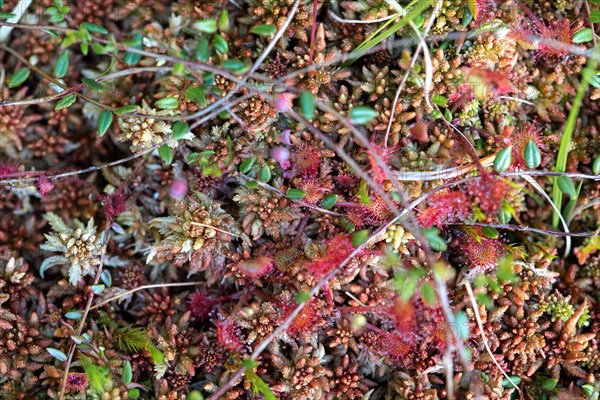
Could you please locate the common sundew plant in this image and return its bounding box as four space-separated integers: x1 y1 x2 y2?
1 0 600 398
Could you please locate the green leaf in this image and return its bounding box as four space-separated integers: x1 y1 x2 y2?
349 106 377 125
124 34 143 65
81 356 111 394
155 97 179 109
55 94 77 110
493 146 512 172
432 94 448 106
213 34 228 54
572 28 594 44
240 157 256 173
244 368 277 400
423 227 447 252
172 121 189 140
81 22 108 34
498 202 512 224
122 361 132 385
590 71 600 89
593 155 600 174
82 77 103 91
557 176 577 199
128 389 141 399
286 188 305 200
47 347 67 362
540 377 558 391
357 179 371 205
552 48 599 227
91 284 105 294
193 19 217 33
294 291 310 304
250 24 277 36
501 376 521 388
218 10 229 31
114 104 138 115
65 310 82 319
259 165 271 182
482 226 499 239
185 86 206 107
299 90 315 119
591 11 600 23
0 11 16 19
55 52 71 78
97 111 113 137
7 67 30 88
158 145 173 165
421 283 437 305
320 194 338 209
195 38 210 62
524 140 541 169
352 230 369 247
146 344 165 365
467 0 478 20
454 311 470 340
220 59 249 74
462 6 474 26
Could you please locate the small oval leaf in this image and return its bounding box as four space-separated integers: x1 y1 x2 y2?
158 145 173 165
172 121 189 140
240 157 256 174
55 51 70 78
114 104 138 115
593 155 600 174
259 165 271 182
65 310 82 319
193 19 217 33
251 24 277 36
320 194 338 209
82 77 103 91
81 22 108 34
524 140 541 169
494 146 512 173
557 176 577 199
91 284 105 294
286 188 306 200
55 94 77 110
213 34 229 54
352 230 369 247
122 361 132 384
97 110 113 137
47 347 67 362
482 226 499 239
155 97 179 110
349 106 378 125
299 90 315 119
8 67 30 88
572 28 593 44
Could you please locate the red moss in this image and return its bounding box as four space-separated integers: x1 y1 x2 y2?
290 143 322 177
460 228 503 273
36 176 54 197
380 330 419 366
365 142 395 185
298 177 328 205
0 160 19 179
100 191 128 223
189 291 218 319
66 373 87 392
468 176 509 214
215 316 245 352
282 298 321 338
305 234 355 280
418 190 470 228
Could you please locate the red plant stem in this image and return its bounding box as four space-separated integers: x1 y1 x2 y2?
339 305 391 314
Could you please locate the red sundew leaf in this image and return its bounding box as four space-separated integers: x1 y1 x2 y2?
37 176 55 196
